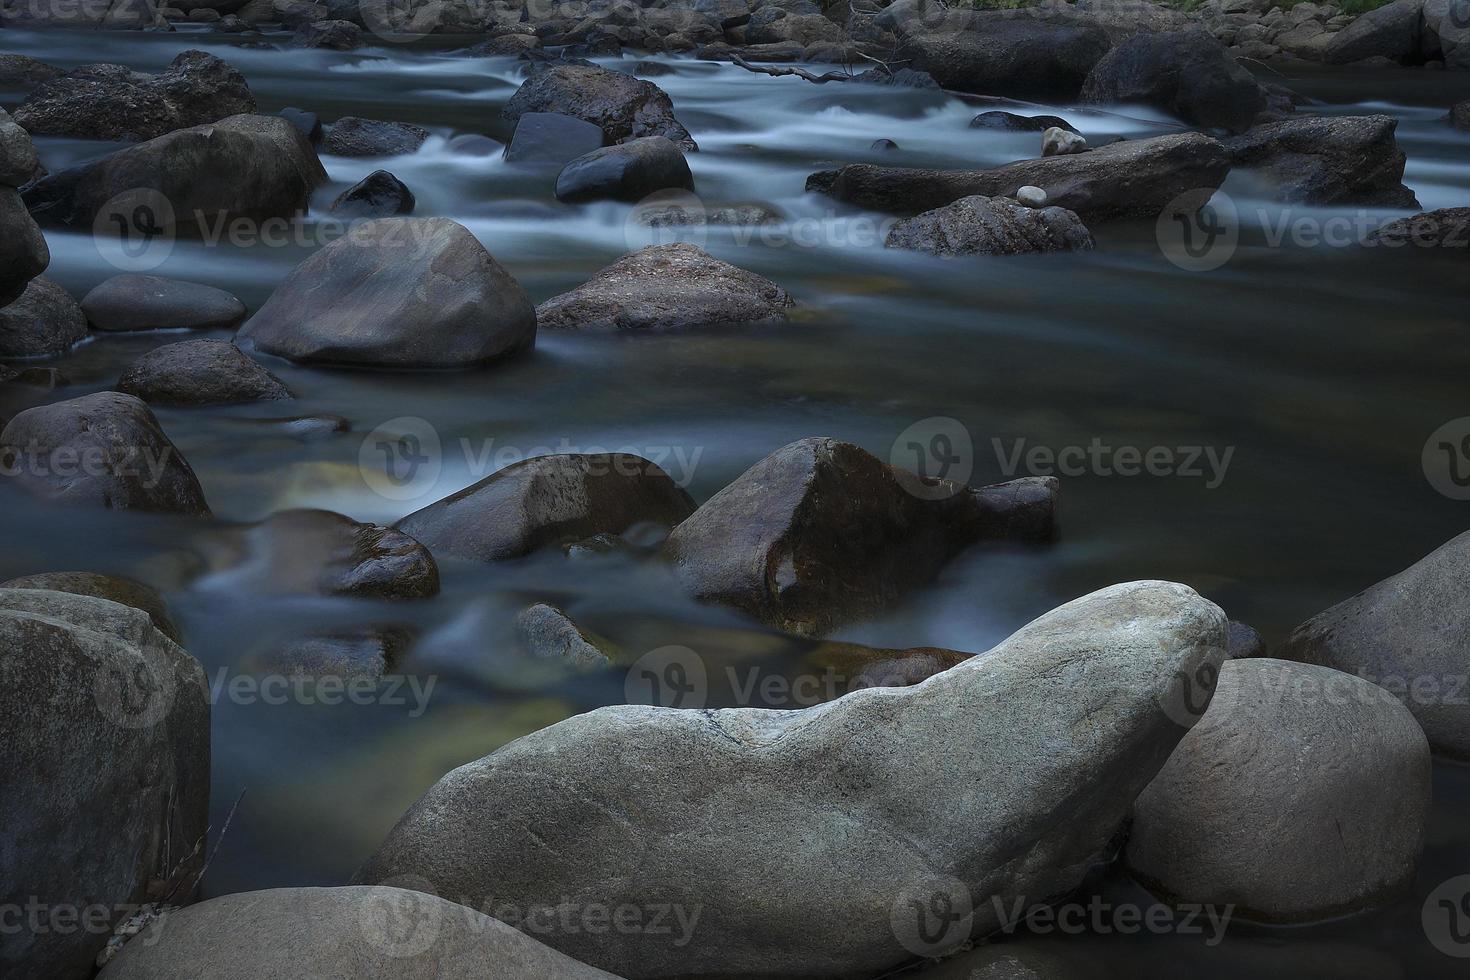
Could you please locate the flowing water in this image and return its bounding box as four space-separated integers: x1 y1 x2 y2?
3 25 1470 977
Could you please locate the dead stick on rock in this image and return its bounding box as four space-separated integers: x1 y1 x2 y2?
729 56 853 83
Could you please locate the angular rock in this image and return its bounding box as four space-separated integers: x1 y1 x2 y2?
516 602 617 669
396 453 696 562
1324 0 1427 65
296 18 363 48
885 195 1094 257
321 116 429 157
664 437 1057 636
1041 126 1087 156
1081 30 1269 134
279 106 323 144
356 581 1226 978
0 589 209 980
502 63 696 151
14 50 255 142
1224 114 1418 208
95 886 623 980
1367 206 1470 248
809 132 1230 221
898 10 1113 101
554 136 693 203
117 339 292 406
0 570 180 641
1126 658 1430 921
0 53 64 90
0 391 210 516
536 243 793 331
326 169 416 218
0 277 86 360
970 110 1078 133
0 189 49 308
240 218 533 368
1278 531 1470 759
82 275 246 333
503 111 607 167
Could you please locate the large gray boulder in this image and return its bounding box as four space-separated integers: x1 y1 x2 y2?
663 437 1056 636
1080 30 1269 134
808 132 1230 221
885 195 1094 257
0 391 211 516
1126 658 1430 921
536 243 794 331
14 50 255 142
1278 531 1470 759
1323 0 1428 66
1224 114 1419 208
0 570 179 641
554 136 693 204
502 63 696 151
239 218 536 368
0 589 209 980
357 581 1227 979
0 277 86 360
96 886 623 979
0 189 48 309
82 275 247 333
897 9 1113 101
117 339 292 406
396 453 696 562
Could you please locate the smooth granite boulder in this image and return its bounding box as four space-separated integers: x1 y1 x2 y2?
117 339 292 406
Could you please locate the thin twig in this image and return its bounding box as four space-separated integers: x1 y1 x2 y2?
163 788 247 905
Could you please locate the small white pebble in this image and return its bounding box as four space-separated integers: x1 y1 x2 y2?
1015 185 1048 207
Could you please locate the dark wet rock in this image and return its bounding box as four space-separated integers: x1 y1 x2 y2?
356 581 1224 978
0 391 210 516
295 18 363 48
885 195 1094 257
849 67 941 89
240 217 535 369
1225 114 1418 208
321 116 429 157
14 50 255 142
516 602 618 669
554 136 693 203
278 106 322 143
870 137 899 151
899 10 1112 101
96 886 623 980
117 339 291 406
536 243 793 332
466 33 543 56
0 570 180 642
23 114 327 234
1278 531 1470 759
1367 206 1470 249
809 132 1230 221
0 589 209 980
82 275 246 333
0 277 86 360
633 59 674 77
664 437 1057 636
970 110 1078 133
0 54 64 90
1081 30 1269 134
326 169 415 218
1324 0 1428 66
1448 100 1470 131
0 365 67 388
1126 658 1429 922
396 453 696 563
502 63 696 151
217 13 249 30
503 111 607 167
246 626 415 680
0 108 40 187
0 189 48 309
1227 619 1266 659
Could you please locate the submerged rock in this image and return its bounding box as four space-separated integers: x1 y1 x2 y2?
245 626 415 681
1224 114 1418 208
516 602 619 669
117 339 292 406
0 277 86 360
356 581 1225 978
1366 207 1470 249
554 136 693 203
970 110 1078 133
1080 30 1269 134
885 195 1093 257
502 63 696 151
326 169 416 218
81 275 247 333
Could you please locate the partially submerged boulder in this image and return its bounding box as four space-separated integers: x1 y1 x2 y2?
516 602 618 670
326 169 416 218
1367 207 1470 249
0 277 86 360
117 339 292 406
503 111 607 168
1080 30 1269 134
1224 114 1419 208
81 275 247 333
502 63 696 151
321 116 429 157
554 136 693 203
885 195 1094 257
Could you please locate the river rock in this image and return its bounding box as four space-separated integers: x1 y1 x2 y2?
808 131 1230 221
885 195 1093 257
1367 206 1470 248
321 116 429 156
0 53 64 90
970 110 1078 133
239 217 535 368
23 114 327 233
14 50 255 142
246 626 415 680
898 9 1113 101
535 243 794 331
516 602 617 669
1080 30 1269 134
1224 114 1418 207
396 453 696 562
82 275 246 333
1277 531 1470 759
0 589 209 980
0 189 48 308
1041 126 1087 156
1450 100 1470 130
1228 619 1266 659
0 108 39 187
1126 658 1430 921
1324 0 1427 65
664 437 1057 636
503 111 607 167
0 570 179 641
327 169 416 218
296 18 363 48
356 580 1226 978
502 63 697 151
117 339 292 406
0 391 211 516
554 136 693 203
0 277 86 360
95 886 623 980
